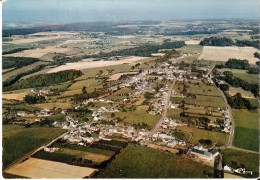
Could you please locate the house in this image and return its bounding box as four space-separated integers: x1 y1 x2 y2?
191 144 219 160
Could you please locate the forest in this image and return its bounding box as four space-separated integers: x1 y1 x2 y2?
3 57 39 69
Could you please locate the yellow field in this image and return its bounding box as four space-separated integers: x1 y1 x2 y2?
198 46 260 64
185 40 200 45
47 56 149 73
4 158 97 178
2 93 28 101
228 87 255 98
4 46 71 59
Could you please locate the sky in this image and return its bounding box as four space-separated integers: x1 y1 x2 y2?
3 0 260 24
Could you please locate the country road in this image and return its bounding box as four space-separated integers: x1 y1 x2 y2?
149 79 176 137
216 87 234 147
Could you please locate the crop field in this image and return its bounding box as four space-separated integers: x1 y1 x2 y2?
2 92 28 101
185 80 221 96
176 126 228 146
5 36 61 45
47 56 150 73
2 125 67 168
222 149 259 178
107 72 138 81
232 109 259 151
105 105 159 129
96 144 214 178
198 46 260 64
4 158 97 179
217 68 259 84
3 61 49 82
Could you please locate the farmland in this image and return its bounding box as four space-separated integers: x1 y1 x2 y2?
2 125 67 168
176 126 228 146
198 46 260 64
96 144 214 178
232 109 259 151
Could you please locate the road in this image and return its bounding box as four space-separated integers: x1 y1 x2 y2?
216 87 234 147
4 131 69 171
149 79 176 137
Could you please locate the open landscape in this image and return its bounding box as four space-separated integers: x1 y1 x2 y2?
2 0 259 179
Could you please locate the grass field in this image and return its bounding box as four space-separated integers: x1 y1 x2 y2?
217 68 259 84
105 105 159 129
2 125 67 168
222 148 259 178
186 80 221 96
232 109 259 151
176 126 228 146
171 95 226 108
97 144 214 178
227 86 255 98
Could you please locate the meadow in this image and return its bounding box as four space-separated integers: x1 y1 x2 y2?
232 109 259 151
96 144 214 178
2 125 67 168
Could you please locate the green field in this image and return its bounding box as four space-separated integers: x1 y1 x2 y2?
2 125 67 168
232 109 259 151
176 126 228 146
171 95 226 108
222 148 259 178
217 68 259 84
105 105 159 129
97 144 214 178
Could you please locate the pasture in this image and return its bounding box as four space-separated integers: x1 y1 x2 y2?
2 125 67 168
232 109 259 151
198 46 259 64
97 144 214 178
176 126 228 146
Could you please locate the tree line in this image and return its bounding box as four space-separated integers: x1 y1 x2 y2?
3 57 39 69
200 37 259 49
4 70 82 91
217 71 259 97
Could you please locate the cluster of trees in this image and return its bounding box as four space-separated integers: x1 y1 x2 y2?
219 71 259 97
4 70 82 91
199 37 233 46
225 59 250 69
254 52 260 59
24 94 46 104
200 37 259 49
86 41 185 58
3 57 39 69
226 93 257 110
2 48 30 55
3 65 45 88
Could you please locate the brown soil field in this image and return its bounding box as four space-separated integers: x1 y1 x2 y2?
198 46 260 64
2 93 28 101
47 56 149 73
4 157 97 178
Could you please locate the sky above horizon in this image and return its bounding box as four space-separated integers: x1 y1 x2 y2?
3 0 260 24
